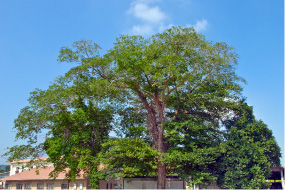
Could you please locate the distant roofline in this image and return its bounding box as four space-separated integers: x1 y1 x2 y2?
9 158 48 164
1 166 85 181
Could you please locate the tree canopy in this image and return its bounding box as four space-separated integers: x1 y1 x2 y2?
214 102 281 189
4 26 281 189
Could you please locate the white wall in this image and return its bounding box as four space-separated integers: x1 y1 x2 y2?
123 178 184 189
10 161 53 175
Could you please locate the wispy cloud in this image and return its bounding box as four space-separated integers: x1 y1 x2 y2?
128 2 166 23
185 19 208 32
127 0 167 35
127 0 208 36
131 24 154 35
193 19 208 32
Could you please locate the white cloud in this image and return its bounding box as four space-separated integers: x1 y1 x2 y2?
128 2 166 23
127 1 208 36
130 24 154 36
127 0 167 35
193 19 208 32
185 19 208 32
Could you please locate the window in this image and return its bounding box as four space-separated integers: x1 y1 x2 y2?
87 181 91 189
73 183 77 190
37 183 44 190
46 183 54 190
79 183 83 190
15 167 20 174
16 183 23 190
106 183 108 189
61 183 69 190
5 183 12 189
24 183 31 190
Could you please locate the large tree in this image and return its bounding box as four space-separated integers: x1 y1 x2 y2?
57 26 244 188
5 26 281 189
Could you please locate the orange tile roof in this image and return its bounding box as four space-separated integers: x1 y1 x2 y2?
1 166 85 181
9 158 48 164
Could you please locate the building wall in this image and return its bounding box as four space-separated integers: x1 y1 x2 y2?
10 162 53 176
99 178 116 189
5 179 88 190
123 178 185 189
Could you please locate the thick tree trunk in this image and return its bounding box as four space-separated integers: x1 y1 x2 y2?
157 160 167 189
157 162 166 189
157 123 167 189
136 89 168 188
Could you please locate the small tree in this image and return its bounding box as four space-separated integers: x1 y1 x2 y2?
215 102 281 189
4 78 113 188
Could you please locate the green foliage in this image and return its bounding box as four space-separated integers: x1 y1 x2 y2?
44 96 113 185
162 117 222 187
4 77 113 188
5 26 281 189
214 102 281 189
99 138 158 178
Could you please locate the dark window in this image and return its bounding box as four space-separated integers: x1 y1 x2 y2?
47 183 54 190
37 183 44 190
5 183 12 189
16 183 23 190
24 183 31 190
106 183 108 189
110 183 112 189
61 183 69 190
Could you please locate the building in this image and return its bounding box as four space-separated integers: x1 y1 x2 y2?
0 172 10 188
121 176 184 189
3 158 284 189
1 159 90 190
9 159 52 176
1 166 89 190
269 166 285 189
1 159 185 189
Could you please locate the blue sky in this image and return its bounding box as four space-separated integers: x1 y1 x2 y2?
0 0 283 165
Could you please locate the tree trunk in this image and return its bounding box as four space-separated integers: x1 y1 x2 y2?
136 89 168 188
157 125 167 189
157 161 167 189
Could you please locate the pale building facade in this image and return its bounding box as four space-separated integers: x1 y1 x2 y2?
2 159 90 190
2 159 186 189
2 166 89 190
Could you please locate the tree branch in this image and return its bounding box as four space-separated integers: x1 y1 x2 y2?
143 71 152 86
161 73 171 106
134 83 159 147
189 68 215 94
164 67 198 102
